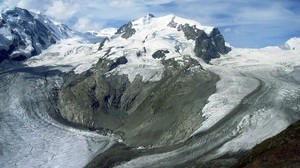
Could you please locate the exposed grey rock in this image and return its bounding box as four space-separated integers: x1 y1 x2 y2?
178 24 231 63
58 55 218 147
152 50 170 59
177 24 204 40
116 21 136 39
109 56 128 71
210 28 231 54
167 18 178 28
98 37 109 51
148 14 155 18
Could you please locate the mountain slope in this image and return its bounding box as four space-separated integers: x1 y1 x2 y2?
0 7 74 62
58 14 229 147
232 120 300 168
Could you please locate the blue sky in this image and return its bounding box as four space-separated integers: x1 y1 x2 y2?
1 0 300 48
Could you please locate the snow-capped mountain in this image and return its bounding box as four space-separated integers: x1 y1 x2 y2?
94 14 230 82
0 7 75 62
1 7 300 168
57 13 230 148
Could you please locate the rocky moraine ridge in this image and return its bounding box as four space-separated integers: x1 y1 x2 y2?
58 14 230 147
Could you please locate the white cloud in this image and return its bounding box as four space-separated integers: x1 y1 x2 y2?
74 17 103 31
45 0 79 21
224 28 231 33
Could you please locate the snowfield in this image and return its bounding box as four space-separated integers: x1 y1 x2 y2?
24 37 103 74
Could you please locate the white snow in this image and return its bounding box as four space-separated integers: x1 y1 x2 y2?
99 14 211 82
24 37 102 74
285 37 300 52
98 28 117 37
0 27 14 49
191 68 259 135
133 14 214 34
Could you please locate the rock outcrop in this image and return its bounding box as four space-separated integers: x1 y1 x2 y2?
59 55 218 147
116 21 136 39
178 24 230 63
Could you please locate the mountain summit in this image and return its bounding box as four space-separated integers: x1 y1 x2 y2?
57 14 230 147
112 14 230 62
0 7 74 62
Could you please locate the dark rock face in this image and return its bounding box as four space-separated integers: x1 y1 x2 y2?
58 56 218 147
177 24 203 40
178 24 230 63
167 18 178 28
152 50 170 59
98 37 109 50
116 21 136 39
0 7 72 62
109 56 128 71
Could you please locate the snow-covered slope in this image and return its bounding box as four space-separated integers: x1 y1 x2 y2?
85 28 117 38
96 14 228 82
0 7 75 62
198 37 300 151
24 37 102 74
24 14 228 81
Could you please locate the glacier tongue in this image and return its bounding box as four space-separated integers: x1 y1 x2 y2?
0 67 115 168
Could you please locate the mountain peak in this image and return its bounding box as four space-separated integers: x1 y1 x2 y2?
0 7 75 62
98 14 230 82
131 14 214 35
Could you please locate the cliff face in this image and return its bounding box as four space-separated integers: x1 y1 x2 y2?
178 24 230 63
59 56 219 147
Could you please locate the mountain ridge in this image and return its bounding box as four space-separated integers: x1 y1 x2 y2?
0 7 77 62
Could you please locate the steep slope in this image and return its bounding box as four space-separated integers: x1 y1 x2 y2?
232 120 300 168
58 14 229 147
0 7 74 62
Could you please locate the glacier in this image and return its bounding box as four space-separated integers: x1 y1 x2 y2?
0 8 300 167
